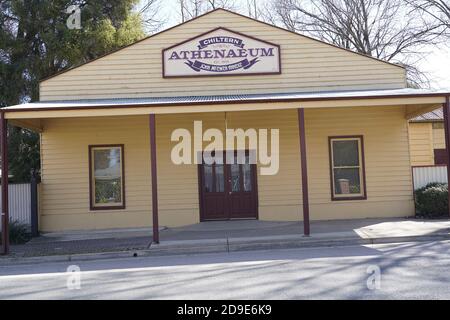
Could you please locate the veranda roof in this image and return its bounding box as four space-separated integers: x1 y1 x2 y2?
3 88 449 112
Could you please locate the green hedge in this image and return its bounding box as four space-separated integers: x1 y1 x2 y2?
415 183 448 218
0 220 31 245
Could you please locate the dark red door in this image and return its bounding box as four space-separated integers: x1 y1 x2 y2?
199 162 228 220
199 152 258 221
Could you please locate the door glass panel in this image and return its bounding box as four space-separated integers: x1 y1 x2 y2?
215 165 224 192
243 164 252 192
231 164 240 192
204 165 214 193
243 155 252 192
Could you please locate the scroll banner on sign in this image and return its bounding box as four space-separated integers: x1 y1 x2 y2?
185 58 260 73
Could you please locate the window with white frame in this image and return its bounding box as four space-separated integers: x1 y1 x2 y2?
89 145 125 210
329 136 366 200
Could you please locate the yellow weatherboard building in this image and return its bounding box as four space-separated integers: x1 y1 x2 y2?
409 109 446 166
2 9 449 241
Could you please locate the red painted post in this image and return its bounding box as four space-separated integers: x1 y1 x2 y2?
298 109 311 236
149 114 160 244
443 97 450 217
0 112 9 254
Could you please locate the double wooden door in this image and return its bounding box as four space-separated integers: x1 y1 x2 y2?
199 152 258 221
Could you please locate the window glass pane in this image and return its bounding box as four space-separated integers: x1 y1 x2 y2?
93 148 122 205
215 165 224 192
333 140 359 167
204 165 214 193
333 168 361 195
95 178 122 204
231 164 240 192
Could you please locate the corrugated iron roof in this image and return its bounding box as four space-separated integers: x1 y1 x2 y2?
410 108 444 122
2 88 449 111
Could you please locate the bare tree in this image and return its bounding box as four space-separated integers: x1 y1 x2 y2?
207 0 236 9
178 0 237 22
245 0 276 22
406 0 450 37
139 0 166 33
246 0 264 19
271 0 441 86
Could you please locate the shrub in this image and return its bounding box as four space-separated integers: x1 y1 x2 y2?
0 220 32 245
415 183 448 219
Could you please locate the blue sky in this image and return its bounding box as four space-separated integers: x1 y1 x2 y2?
139 0 450 89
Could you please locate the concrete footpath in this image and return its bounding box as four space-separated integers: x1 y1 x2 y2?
1 218 449 265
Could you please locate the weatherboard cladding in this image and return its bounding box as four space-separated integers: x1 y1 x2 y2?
38 9 407 101
38 107 415 232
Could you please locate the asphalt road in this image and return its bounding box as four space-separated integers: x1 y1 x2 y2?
1 240 449 300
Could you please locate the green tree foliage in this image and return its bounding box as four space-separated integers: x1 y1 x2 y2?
7 126 40 182
0 0 147 182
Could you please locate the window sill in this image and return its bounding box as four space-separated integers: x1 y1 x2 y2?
331 196 367 202
90 205 126 211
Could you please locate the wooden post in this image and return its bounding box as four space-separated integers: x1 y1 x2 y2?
298 108 311 236
443 96 450 217
30 170 39 237
149 114 160 244
1 112 9 254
